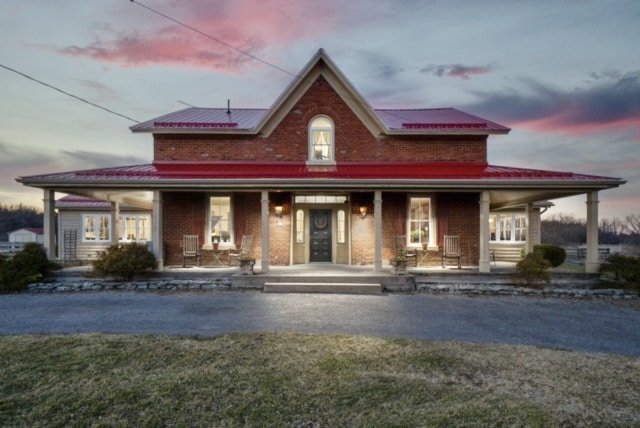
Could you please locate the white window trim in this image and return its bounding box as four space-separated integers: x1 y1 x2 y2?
407 195 436 249
81 214 111 242
205 194 234 249
490 213 527 243
119 214 152 243
307 115 336 165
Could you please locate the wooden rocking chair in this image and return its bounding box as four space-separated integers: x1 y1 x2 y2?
228 235 253 266
182 234 201 267
441 235 462 269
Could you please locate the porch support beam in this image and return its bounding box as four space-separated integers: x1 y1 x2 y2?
585 191 600 273
110 201 120 246
152 190 163 271
261 190 270 273
42 189 56 260
374 190 383 272
525 203 535 254
479 191 491 273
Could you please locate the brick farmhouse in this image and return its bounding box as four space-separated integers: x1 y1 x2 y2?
17 49 625 273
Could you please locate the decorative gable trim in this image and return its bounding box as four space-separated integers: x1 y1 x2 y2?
257 49 387 138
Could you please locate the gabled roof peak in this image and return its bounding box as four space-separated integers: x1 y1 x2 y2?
130 49 510 136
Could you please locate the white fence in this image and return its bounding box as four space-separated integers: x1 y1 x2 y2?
0 242 26 255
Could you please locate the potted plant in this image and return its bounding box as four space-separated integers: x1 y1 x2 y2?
389 255 409 275
238 254 256 275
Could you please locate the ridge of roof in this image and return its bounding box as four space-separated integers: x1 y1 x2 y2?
130 50 509 136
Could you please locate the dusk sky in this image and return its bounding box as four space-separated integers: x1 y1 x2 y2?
1 0 638 220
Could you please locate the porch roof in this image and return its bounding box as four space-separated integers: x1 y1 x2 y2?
18 160 623 187
18 161 625 211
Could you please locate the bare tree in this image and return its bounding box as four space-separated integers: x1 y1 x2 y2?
626 214 640 235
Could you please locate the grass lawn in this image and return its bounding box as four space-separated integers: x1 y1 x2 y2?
1 333 639 426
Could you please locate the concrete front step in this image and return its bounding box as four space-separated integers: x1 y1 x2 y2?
263 282 382 294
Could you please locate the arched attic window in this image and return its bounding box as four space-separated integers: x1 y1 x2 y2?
308 116 334 163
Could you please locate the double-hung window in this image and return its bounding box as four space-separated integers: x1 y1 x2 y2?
119 214 151 242
408 196 433 247
83 214 110 242
209 196 232 244
490 213 527 242
309 116 334 163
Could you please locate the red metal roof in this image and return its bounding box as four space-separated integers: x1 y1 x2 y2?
21 161 618 183
375 108 508 132
55 194 112 208
131 107 510 134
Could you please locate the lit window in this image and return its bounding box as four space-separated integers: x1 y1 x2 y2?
337 210 346 243
119 215 151 242
82 214 110 242
490 214 527 242
210 196 232 244
296 209 305 243
408 197 431 246
309 116 334 162
294 195 347 204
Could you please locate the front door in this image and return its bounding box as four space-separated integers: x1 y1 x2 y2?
310 209 332 262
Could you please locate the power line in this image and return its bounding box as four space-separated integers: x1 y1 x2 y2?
0 64 140 123
129 0 297 78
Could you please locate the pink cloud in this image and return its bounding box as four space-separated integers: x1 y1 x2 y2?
446 65 492 80
467 73 640 140
59 0 348 72
421 64 493 80
514 115 640 140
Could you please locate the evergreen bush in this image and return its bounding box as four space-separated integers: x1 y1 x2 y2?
0 243 58 293
514 251 551 287
533 244 566 267
91 243 157 281
599 254 640 290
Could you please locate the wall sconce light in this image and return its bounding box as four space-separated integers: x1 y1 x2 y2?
274 205 283 218
359 205 367 218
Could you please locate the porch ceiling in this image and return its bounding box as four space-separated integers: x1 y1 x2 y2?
488 189 590 210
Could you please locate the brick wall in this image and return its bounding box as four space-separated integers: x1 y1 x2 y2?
162 192 206 266
435 192 480 265
154 76 487 163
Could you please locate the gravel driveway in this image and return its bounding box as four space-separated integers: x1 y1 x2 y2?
1 291 639 356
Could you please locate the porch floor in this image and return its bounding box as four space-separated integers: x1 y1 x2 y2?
56 262 598 293
163 261 519 276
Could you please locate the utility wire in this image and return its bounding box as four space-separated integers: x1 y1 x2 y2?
130 0 297 78
0 64 140 123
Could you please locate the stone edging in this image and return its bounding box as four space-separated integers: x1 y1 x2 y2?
417 283 638 299
27 278 231 293
25 277 639 299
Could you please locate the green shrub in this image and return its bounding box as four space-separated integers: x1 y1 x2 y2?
91 243 157 281
599 254 640 290
533 244 566 267
514 251 551 287
0 243 58 293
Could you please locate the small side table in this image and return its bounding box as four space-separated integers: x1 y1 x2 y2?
416 248 439 267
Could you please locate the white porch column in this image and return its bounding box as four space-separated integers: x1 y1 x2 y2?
525 203 535 254
261 190 270 273
374 190 383 272
42 189 56 260
110 201 120 246
479 191 491 273
585 191 600 273
152 190 163 271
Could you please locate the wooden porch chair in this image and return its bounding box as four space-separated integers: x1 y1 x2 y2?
182 234 201 267
441 235 462 269
228 235 253 266
395 235 417 266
